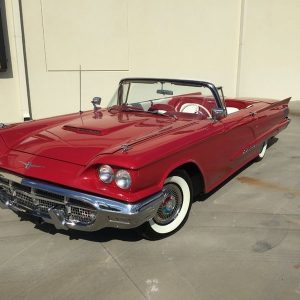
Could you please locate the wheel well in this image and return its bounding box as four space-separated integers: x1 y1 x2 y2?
173 163 205 198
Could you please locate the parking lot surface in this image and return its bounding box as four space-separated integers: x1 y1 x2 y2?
1 108 300 300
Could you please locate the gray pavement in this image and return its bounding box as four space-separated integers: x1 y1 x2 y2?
1 110 300 300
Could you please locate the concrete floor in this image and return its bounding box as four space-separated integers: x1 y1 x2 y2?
1 108 300 300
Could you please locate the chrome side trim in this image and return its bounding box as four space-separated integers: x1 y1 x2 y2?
0 169 165 231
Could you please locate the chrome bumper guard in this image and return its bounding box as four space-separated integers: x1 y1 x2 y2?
0 170 165 231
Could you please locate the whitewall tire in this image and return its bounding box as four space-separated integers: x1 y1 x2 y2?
255 141 268 161
140 170 192 240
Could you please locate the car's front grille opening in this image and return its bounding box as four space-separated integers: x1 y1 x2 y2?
69 206 96 224
15 191 36 210
0 177 9 184
39 199 56 213
0 177 9 188
0 188 10 202
68 198 95 209
0 177 97 225
12 182 31 193
35 189 65 203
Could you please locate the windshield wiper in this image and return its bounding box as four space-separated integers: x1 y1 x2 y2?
107 104 143 113
112 104 177 120
120 104 144 112
145 110 177 120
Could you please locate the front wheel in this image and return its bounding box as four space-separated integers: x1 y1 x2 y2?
140 170 192 240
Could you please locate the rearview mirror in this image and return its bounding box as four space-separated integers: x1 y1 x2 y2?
156 89 173 96
212 108 226 121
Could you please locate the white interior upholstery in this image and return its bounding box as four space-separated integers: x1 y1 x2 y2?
226 107 239 114
179 103 211 117
180 103 201 114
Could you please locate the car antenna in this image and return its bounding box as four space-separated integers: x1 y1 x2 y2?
79 64 83 114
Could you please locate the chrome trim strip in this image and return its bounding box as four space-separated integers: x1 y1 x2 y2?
0 170 22 184
0 169 165 231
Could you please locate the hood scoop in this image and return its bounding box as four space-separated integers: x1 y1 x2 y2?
62 125 101 136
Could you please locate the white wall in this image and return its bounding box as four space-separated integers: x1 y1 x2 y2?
238 0 300 100
0 0 300 123
20 0 241 120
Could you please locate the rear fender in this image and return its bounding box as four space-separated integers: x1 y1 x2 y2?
256 97 291 114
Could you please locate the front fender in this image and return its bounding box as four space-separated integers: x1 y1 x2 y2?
0 134 8 156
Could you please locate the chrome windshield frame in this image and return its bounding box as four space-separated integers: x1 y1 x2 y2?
117 77 225 109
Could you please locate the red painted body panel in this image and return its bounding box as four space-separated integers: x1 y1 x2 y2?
0 95 290 203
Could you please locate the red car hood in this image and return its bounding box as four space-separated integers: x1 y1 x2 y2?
2 110 183 166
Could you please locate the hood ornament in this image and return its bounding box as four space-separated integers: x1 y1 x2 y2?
19 161 43 169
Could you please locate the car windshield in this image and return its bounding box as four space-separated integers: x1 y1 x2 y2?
108 79 218 118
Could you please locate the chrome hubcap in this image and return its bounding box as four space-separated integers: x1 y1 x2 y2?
153 183 183 225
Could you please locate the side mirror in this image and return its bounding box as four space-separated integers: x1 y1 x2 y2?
91 97 101 109
212 108 226 121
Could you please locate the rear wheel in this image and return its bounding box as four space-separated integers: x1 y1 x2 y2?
140 170 192 240
255 140 268 161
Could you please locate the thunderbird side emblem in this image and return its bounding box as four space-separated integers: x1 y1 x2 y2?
19 161 43 169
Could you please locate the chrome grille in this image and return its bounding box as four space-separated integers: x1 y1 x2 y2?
12 182 31 193
35 189 65 203
0 177 9 185
0 188 11 202
70 206 96 224
0 177 96 225
39 199 59 213
0 178 9 194
15 191 36 210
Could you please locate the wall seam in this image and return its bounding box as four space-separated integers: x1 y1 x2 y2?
11 0 32 120
235 0 245 97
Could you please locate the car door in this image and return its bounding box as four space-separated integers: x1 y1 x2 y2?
193 106 258 190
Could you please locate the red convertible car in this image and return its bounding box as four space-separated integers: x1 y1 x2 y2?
0 78 290 239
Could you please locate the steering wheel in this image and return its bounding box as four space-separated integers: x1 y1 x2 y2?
179 103 212 118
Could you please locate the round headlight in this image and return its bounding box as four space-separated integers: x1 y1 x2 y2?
99 165 114 183
115 170 132 189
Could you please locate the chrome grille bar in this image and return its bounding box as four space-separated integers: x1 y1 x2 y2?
0 169 166 232
0 174 96 225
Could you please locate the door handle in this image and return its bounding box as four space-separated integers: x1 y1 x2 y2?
249 112 257 117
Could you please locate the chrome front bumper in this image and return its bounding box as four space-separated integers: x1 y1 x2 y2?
0 170 165 232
